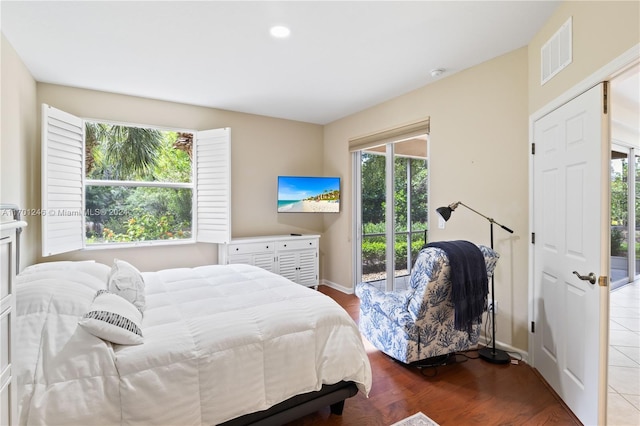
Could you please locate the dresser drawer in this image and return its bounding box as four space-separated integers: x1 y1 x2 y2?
220 235 319 288
227 241 275 255
277 238 318 251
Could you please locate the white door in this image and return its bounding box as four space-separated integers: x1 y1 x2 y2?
533 83 610 425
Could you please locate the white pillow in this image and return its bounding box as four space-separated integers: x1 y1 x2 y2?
79 290 144 345
108 259 146 312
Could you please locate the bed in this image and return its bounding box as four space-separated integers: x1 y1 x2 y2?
15 260 372 425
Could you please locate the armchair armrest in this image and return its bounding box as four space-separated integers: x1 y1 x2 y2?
355 282 413 327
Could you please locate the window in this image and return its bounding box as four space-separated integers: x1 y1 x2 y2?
85 122 194 245
41 104 230 256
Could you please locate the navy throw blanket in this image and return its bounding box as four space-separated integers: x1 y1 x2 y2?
425 240 488 332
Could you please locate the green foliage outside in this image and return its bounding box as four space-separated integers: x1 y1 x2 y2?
361 222 427 274
361 152 428 275
611 228 640 258
85 122 193 244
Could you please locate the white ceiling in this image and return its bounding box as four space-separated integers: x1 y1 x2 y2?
1 1 561 124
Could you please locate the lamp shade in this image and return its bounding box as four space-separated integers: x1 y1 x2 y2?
436 206 453 221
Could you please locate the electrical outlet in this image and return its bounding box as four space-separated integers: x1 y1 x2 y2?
487 300 498 313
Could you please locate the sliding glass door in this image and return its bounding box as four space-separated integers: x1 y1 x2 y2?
354 136 428 291
610 145 640 290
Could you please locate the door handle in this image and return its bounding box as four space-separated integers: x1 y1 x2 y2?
572 271 596 285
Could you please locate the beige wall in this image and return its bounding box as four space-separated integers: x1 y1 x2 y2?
323 47 530 350
1 35 38 269
528 1 640 113
31 84 324 271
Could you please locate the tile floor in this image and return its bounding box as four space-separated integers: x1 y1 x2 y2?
608 280 640 425
366 276 640 424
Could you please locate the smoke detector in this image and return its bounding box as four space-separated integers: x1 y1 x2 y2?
431 68 445 78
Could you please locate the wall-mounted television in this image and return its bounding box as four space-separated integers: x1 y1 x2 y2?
277 176 340 213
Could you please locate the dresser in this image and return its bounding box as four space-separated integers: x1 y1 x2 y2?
1 218 26 426
218 235 320 288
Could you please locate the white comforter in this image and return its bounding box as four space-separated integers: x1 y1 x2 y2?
16 261 372 425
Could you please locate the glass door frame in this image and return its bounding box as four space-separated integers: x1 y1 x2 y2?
352 137 428 291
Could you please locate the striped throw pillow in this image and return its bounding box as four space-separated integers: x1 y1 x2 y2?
78 289 143 345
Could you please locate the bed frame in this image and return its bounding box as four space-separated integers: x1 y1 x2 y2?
220 381 359 425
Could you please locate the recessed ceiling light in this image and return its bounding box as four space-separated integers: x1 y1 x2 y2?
270 25 291 39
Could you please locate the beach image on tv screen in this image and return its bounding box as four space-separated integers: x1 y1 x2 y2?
277 176 340 213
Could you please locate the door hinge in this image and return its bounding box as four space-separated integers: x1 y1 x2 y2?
531 143 535 155
531 232 535 244
603 82 608 114
531 321 535 333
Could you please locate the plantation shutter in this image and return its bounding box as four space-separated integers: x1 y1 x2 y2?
41 104 85 256
195 128 231 244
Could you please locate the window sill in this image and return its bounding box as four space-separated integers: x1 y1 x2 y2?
83 239 196 251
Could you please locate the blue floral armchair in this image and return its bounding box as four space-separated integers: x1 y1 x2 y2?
355 244 499 364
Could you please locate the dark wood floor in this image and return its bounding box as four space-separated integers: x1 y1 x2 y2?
288 286 581 426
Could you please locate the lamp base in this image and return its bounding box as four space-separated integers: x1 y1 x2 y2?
478 347 511 364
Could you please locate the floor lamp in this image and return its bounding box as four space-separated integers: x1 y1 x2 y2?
436 201 514 364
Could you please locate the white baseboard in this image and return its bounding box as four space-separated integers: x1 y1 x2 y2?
320 279 354 294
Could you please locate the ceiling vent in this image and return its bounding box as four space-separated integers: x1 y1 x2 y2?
541 17 572 85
